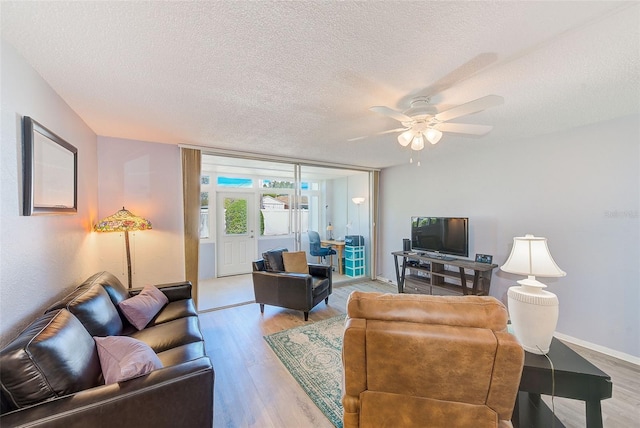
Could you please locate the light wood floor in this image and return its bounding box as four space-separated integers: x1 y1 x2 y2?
198 279 639 428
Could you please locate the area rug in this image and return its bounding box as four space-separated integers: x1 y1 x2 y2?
264 314 346 428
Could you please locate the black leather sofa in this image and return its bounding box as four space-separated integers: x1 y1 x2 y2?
0 271 214 428
252 248 332 321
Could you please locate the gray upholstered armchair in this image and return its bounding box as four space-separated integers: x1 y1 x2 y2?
252 248 332 321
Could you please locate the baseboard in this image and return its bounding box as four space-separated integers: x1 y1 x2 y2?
554 332 640 366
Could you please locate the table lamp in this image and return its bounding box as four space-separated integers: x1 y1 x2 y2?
326 223 334 240
501 234 566 354
94 207 152 289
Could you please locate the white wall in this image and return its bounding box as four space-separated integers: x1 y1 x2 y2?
96 137 185 287
0 41 100 346
378 114 640 359
329 177 348 239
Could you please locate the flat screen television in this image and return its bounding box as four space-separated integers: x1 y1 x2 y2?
410 217 469 258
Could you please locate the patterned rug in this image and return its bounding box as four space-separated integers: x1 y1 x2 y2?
264 314 346 428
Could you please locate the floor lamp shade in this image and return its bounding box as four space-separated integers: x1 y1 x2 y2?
94 207 152 289
501 234 566 354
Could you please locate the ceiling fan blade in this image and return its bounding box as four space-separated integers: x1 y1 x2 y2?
369 106 412 123
435 123 493 135
348 127 407 142
378 127 408 135
435 95 504 122
408 52 499 100
347 136 367 142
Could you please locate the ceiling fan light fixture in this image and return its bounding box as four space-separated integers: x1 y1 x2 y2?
397 130 414 147
411 133 425 151
426 128 443 145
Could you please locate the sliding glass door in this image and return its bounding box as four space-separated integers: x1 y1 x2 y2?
200 154 375 279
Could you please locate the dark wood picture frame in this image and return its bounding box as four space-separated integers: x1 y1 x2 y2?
475 253 493 264
22 116 78 216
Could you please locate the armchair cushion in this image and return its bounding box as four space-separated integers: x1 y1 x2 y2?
262 248 288 272
282 251 310 274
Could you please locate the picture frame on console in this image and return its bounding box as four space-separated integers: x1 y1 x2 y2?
22 116 78 216
475 253 493 264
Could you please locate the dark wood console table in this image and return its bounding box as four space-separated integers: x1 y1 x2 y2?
392 251 498 296
514 337 612 428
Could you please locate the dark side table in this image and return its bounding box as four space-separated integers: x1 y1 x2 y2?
513 337 613 428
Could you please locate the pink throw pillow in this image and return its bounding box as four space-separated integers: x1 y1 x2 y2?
94 336 163 384
118 285 169 330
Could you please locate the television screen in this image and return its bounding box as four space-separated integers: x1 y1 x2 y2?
411 217 469 257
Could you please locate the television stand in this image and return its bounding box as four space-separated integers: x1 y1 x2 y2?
392 251 498 296
416 252 456 261
435 255 456 261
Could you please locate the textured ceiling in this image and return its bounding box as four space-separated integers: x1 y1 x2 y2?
2 1 639 169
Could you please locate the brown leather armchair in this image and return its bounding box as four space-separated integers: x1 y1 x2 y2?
252 248 332 321
342 291 524 428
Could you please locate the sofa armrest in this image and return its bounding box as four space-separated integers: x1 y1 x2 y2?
0 357 214 428
129 281 193 302
342 317 367 428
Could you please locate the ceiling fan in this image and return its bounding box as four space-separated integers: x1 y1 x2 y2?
368 94 504 150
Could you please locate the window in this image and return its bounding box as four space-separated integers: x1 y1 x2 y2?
223 197 248 235
258 179 312 236
260 193 291 236
200 175 211 239
218 176 253 188
260 179 294 189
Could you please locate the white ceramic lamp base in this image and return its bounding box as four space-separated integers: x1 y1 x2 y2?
507 284 559 355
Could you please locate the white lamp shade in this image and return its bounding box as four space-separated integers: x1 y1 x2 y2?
501 234 566 278
352 197 365 205
410 133 425 151
425 128 443 145
397 130 413 147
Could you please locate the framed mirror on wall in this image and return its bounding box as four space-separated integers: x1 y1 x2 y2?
22 116 78 216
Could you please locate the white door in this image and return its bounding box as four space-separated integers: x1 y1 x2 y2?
216 192 255 276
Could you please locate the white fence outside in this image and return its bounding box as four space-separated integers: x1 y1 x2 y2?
261 209 308 236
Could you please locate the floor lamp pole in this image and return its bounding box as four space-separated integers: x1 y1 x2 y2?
94 207 151 290
124 230 132 289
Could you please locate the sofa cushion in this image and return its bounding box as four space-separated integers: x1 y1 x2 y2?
262 248 288 272
46 281 123 337
119 285 169 330
359 390 500 428
147 299 198 327
156 341 207 367
283 251 310 274
128 316 204 354
0 310 101 409
94 336 163 384
80 271 130 307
